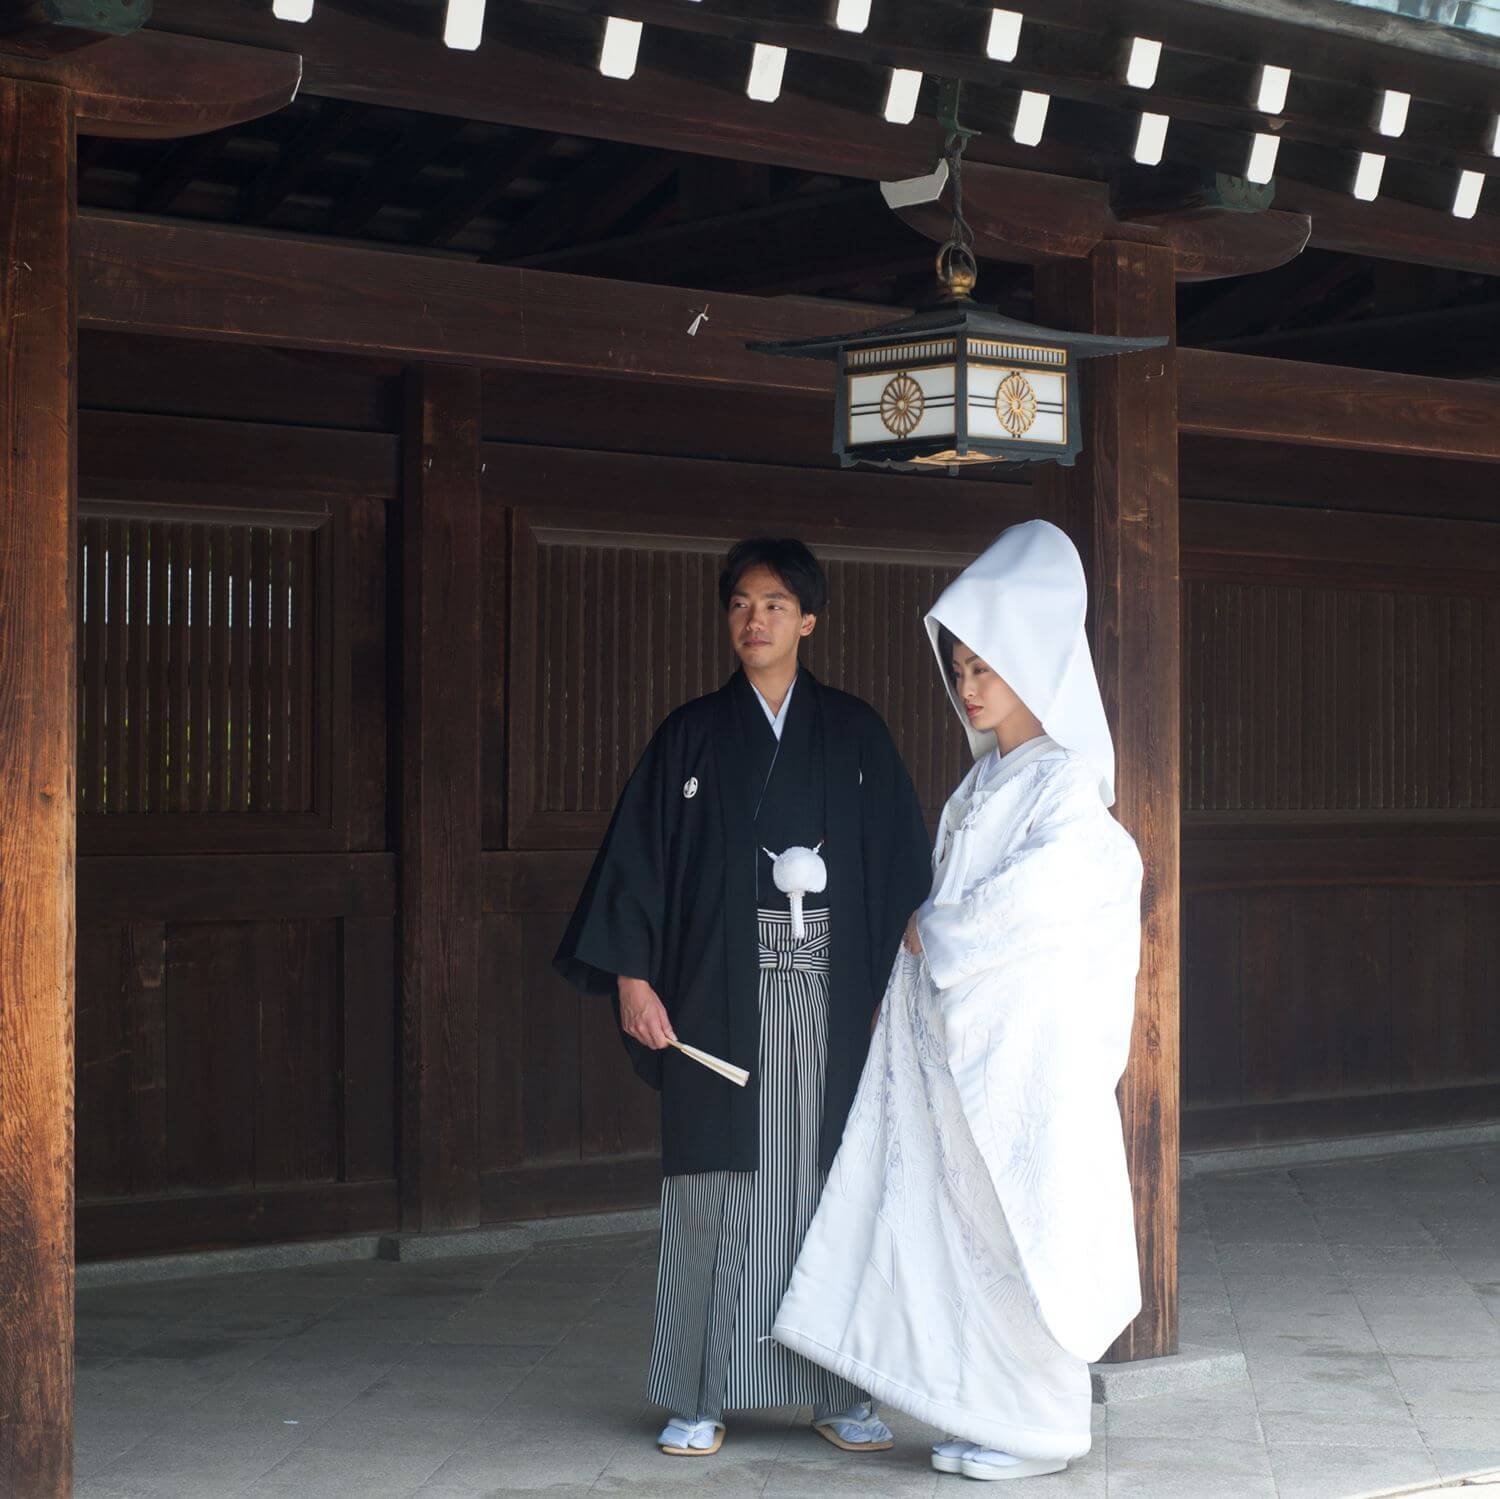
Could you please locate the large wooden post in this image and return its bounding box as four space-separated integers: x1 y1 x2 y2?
399 364 484 1231
0 75 76 1499
1037 239 1181 1362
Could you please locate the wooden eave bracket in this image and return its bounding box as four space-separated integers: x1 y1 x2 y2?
894 158 1310 281
0 25 301 137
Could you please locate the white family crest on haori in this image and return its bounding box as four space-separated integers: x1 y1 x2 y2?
772 520 1143 1460
683 776 699 799
763 843 826 939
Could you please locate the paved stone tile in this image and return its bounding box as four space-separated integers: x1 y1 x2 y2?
1419 1415 1500 1450
1267 1439 1439 1499
1388 1354 1500 1420
86 1432 294 1498
1105 1387 1261 1443
1105 1436 1275 1498
1245 1352 1411 1417
1258 1409 1425 1449
249 1438 455 1491
69 1144 1500 1499
1427 1449 1500 1484
1215 1242 1337 1277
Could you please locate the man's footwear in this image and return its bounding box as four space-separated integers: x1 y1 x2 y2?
932 1437 978 1473
812 1400 895 1452
959 1449 1069 1481
657 1416 725 1456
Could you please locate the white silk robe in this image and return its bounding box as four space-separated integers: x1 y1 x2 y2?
772 736 1143 1459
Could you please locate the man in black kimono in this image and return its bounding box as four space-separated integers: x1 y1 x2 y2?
554 537 931 1457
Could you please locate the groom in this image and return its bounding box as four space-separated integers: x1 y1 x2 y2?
554 537 931 1455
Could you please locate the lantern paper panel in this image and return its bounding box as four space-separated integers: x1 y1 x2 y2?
848 365 957 447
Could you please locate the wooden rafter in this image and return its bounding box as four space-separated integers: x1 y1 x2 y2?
242 96 362 225
513 183 937 294
488 142 682 263
142 0 1500 276
330 113 467 238
415 129 558 248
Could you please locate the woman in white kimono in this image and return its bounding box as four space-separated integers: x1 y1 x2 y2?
772 519 1143 1482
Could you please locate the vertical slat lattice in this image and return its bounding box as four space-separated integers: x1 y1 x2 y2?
76 516 317 815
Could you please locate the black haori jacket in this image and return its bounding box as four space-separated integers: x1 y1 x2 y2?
553 668 932 1177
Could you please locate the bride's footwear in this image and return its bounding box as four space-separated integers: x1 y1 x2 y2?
932 1437 978 1473
959 1449 1068 1481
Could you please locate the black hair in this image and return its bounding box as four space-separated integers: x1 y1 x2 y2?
937 623 961 682
719 537 828 616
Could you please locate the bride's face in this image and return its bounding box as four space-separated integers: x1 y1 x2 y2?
950 639 1026 735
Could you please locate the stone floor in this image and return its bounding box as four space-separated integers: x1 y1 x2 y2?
76 1143 1500 1498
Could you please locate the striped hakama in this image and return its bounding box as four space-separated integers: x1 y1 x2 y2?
647 908 867 1421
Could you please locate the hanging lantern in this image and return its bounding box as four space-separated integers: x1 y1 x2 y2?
748 110 1166 473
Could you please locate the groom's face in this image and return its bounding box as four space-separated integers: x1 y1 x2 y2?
726 564 816 673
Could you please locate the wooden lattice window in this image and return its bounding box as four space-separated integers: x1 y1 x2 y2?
78 513 318 815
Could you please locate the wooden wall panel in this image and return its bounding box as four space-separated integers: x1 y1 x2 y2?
508 511 975 849
73 409 398 1258
1184 581 1500 813
1181 498 1500 1148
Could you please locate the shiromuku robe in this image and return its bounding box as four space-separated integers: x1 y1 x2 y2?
772 739 1142 1456
773 520 1144 1459
552 666 931 1176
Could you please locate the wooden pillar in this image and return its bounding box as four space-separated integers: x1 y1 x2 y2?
0 75 76 1498
1036 240 1181 1362
400 364 484 1232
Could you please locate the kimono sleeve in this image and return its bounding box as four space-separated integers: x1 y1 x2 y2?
552 725 671 1000
917 759 1130 992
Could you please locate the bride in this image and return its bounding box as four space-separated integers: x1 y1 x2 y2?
772 519 1144 1482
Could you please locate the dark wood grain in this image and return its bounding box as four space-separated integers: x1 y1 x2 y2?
79 854 397 922
400 365 484 1231
1177 348 1500 463
1035 240 1180 1364
0 75 74 1499
2 27 300 140
339 917 398 1184
78 1179 397 1261
75 214 890 395
480 1157 663 1223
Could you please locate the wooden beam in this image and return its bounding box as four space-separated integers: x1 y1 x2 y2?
896 160 1310 282
521 0 1500 177
1197 296 1500 376
147 0 937 180
400 364 483 1233
0 74 74 1499
75 214 894 393
515 184 937 295
1035 240 1181 1364
77 213 1500 464
3 27 300 138
1176 348 1500 461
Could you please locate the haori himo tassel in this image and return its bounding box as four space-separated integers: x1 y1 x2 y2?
764 842 827 939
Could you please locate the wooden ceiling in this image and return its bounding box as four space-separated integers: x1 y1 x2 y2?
66 0 1500 372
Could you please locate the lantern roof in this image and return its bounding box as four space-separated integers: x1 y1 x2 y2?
748 297 1168 365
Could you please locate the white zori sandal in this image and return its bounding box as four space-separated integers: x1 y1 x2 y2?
811 1400 895 1452
960 1448 1069 1481
657 1416 725 1456
932 1438 978 1473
